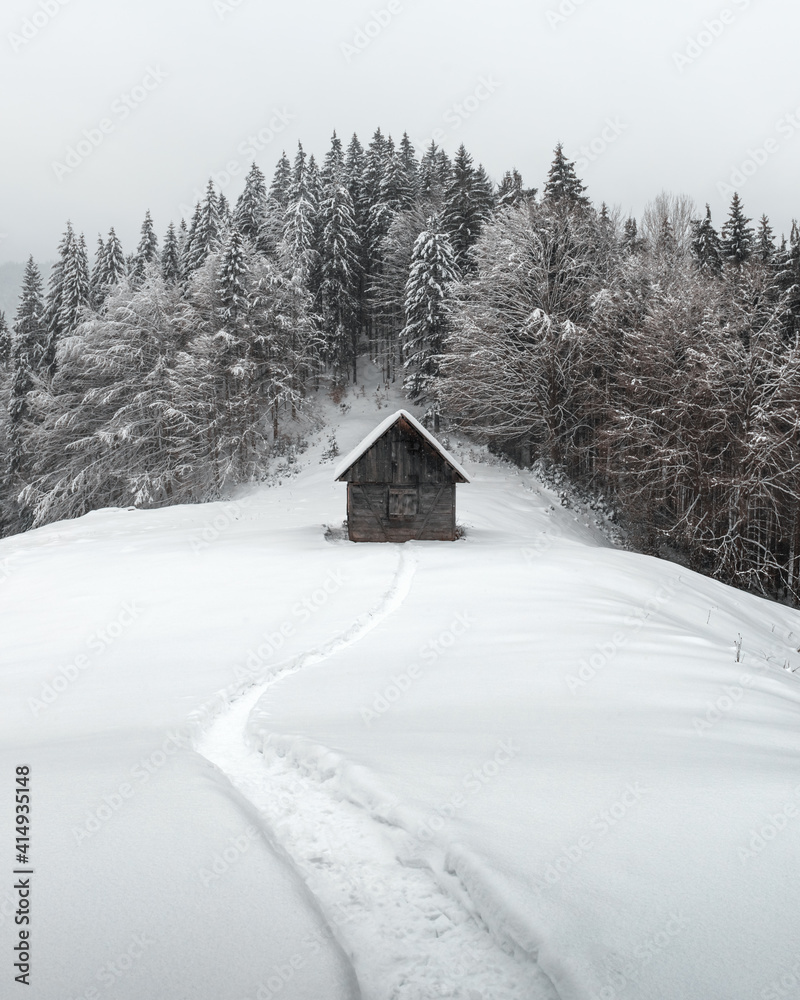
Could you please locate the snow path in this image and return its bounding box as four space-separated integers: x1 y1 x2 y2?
196 546 558 1000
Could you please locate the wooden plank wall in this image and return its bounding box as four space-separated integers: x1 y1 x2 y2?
348 483 456 542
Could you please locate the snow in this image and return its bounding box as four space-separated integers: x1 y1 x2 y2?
2 366 800 1000
334 407 470 483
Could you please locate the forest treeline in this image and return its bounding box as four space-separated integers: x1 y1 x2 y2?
0 130 798 603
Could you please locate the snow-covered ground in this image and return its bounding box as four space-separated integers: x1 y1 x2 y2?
2 367 800 1000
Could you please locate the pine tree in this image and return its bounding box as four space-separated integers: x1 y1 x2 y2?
401 216 458 414
344 133 367 247
691 205 723 274
90 228 127 308
362 128 390 208
320 177 361 381
89 236 108 308
397 133 419 209
44 222 75 371
756 214 776 264
133 210 159 280
306 155 323 210
282 143 320 286
721 193 754 266
418 142 452 204
58 233 90 341
0 312 10 369
777 221 800 338
181 202 202 276
543 143 590 211
7 258 47 484
434 146 453 187
161 222 182 284
442 144 489 271
184 181 223 274
377 150 405 225
217 192 232 227
178 218 189 256
497 169 525 208
321 131 346 189
622 216 640 254
217 228 250 322
12 258 47 375
269 152 292 206
289 143 309 200
233 163 268 241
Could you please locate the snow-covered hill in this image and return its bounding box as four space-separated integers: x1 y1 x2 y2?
2 369 800 1000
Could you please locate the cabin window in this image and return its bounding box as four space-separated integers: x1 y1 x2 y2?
388 487 419 519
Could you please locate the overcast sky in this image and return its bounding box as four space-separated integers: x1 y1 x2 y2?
1 0 799 266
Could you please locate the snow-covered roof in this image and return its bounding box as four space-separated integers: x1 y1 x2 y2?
335 409 470 483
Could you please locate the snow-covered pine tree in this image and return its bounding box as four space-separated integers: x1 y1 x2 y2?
721 192 754 267
217 227 250 322
133 210 159 281
344 134 367 258
12 258 47 376
217 192 232 227
342 134 370 350
691 205 723 275
89 236 108 308
419 140 453 203
777 221 800 339
543 143 590 212
161 222 182 284
181 202 202 276
401 216 458 418
321 131 346 190
105 228 127 286
90 229 127 310
269 152 292 207
258 154 296 258
319 164 361 382
57 232 90 347
442 144 491 271
378 148 404 219
397 133 420 210
233 163 268 241
282 145 320 287
7 257 47 489
177 217 189 256
419 142 446 203
43 222 76 373
755 214 776 265
184 181 222 274
371 204 429 380
497 169 526 208
0 313 9 370
362 128 390 208
474 164 496 216
622 217 640 254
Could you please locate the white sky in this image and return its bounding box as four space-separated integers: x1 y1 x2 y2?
1 0 799 265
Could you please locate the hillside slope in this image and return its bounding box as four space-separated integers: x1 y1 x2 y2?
2 368 800 1000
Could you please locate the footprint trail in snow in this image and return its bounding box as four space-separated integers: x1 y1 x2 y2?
196 548 557 1000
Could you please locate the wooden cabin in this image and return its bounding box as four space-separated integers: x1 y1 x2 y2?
335 410 469 543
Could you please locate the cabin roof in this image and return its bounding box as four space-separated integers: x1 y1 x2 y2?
334 409 471 483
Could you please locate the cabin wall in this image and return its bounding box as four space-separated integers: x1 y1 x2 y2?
347 483 456 542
